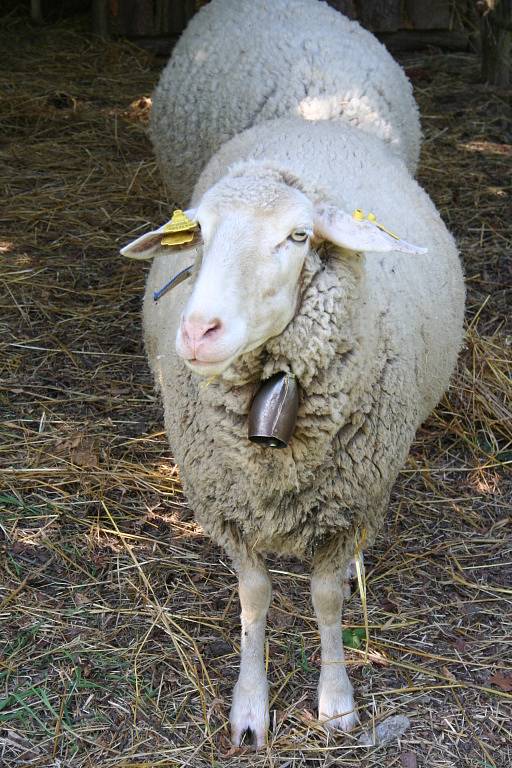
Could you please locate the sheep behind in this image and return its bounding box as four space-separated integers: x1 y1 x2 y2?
149 0 421 206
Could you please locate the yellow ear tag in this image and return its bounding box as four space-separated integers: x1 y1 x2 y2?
367 211 399 240
161 230 196 246
161 209 198 247
352 208 399 240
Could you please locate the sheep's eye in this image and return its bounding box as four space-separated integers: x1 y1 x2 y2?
289 229 309 243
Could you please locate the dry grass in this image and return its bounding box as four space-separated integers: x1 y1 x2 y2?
1 10 511 768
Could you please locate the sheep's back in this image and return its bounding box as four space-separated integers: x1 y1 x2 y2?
150 0 420 206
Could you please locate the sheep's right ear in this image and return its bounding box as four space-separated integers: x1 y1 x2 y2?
119 224 168 260
120 209 198 260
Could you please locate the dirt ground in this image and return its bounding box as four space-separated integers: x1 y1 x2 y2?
1 9 511 768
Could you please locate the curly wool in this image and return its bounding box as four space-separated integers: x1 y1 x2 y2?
143 120 465 568
149 0 421 206
148 249 390 566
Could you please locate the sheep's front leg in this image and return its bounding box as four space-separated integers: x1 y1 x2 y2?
311 566 359 732
230 560 271 748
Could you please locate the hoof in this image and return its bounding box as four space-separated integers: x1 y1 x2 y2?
318 681 359 733
230 680 269 748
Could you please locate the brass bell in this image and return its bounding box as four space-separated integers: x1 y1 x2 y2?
248 372 299 449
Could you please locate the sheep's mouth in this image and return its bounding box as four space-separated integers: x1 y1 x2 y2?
184 350 242 377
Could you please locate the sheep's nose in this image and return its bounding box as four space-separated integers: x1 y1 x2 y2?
181 315 223 356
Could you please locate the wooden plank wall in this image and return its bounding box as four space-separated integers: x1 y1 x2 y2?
98 0 469 53
107 0 198 38
329 0 454 30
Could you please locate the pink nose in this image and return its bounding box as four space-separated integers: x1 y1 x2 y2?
181 315 223 358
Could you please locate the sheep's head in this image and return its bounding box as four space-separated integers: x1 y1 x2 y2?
121 164 425 377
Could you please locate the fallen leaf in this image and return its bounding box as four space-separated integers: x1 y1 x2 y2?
55 433 82 451
123 95 152 124
71 446 99 468
359 715 411 746
268 606 295 628
74 592 92 607
82 661 93 678
441 666 457 682
217 732 249 756
452 637 469 653
54 433 99 468
489 671 512 692
401 751 417 768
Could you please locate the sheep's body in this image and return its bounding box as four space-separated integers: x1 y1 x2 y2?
136 3 463 742
149 0 421 206
144 118 464 567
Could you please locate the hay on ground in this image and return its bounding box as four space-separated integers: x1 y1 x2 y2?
0 11 511 768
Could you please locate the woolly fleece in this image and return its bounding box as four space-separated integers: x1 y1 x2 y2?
143 119 465 569
149 0 421 207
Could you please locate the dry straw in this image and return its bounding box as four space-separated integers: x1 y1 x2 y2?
0 10 511 768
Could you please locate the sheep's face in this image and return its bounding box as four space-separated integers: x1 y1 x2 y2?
120 164 426 379
176 174 315 377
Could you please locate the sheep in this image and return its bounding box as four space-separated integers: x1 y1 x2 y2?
149 0 422 207
121 115 465 746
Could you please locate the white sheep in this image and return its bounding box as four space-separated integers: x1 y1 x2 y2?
149 0 421 206
121 115 465 746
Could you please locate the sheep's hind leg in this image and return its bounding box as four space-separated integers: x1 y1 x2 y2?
342 552 364 598
311 563 359 732
230 559 272 748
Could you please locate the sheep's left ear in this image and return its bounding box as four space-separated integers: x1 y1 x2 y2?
120 209 197 260
313 204 427 255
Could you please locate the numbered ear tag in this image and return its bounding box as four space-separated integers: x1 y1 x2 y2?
161 209 198 247
161 230 196 246
352 208 399 239
347 208 427 254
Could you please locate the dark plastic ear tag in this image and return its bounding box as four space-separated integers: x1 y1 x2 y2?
153 264 194 302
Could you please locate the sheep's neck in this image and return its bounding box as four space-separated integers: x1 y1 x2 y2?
219 245 371 399
265 247 367 392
